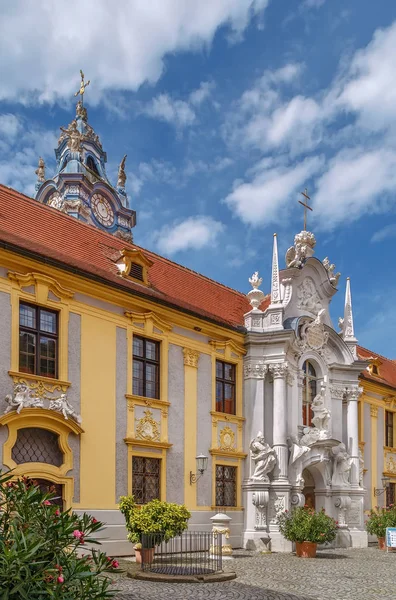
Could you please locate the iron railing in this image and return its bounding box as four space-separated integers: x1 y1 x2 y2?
140 531 223 575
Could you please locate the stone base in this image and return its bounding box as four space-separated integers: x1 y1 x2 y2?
335 528 352 548
349 529 368 548
268 532 293 553
243 531 271 552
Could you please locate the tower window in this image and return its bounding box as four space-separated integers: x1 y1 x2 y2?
86 156 100 176
302 360 317 426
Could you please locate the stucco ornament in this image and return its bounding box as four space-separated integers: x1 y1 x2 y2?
297 277 322 313
4 384 43 414
300 426 321 446
296 310 329 357
250 432 277 482
47 192 64 210
49 394 82 424
288 435 311 486
135 409 160 441
311 383 331 437
247 271 265 311
285 230 316 268
331 443 351 487
219 426 236 452
322 257 341 287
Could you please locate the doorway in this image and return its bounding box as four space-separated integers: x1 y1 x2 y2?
302 468 315 509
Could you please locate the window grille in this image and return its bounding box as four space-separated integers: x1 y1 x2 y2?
215 360 236 414
215 464 237 507
132 456 161 504
12 427 63 467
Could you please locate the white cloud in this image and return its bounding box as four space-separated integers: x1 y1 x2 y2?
0 0 269 104
155 216 225 254
371 224 396 243
224 155 324 226
143 94 196 128
337 22 396 132
0 113 57 196
313 148 396 229
189 81 215 106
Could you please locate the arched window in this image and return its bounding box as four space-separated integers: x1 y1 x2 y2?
302 361 317 426
86 156 100 176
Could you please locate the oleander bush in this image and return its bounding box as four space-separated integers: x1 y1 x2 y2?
366 504 396 538
0 470 120 599
119 496 191 546
277 506 338 544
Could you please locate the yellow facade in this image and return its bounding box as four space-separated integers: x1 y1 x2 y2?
0 245 246 515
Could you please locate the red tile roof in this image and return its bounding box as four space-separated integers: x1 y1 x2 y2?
0 184 270 330
358 345 396 391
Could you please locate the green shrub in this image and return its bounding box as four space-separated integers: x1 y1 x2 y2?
119 496 191 546
366 504 396 538
277 506 338 544
0 470 119 598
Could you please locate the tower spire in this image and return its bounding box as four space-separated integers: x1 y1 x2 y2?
271 233 281 304
339 277 357 357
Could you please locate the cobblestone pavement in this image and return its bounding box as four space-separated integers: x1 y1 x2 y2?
114 547 396 600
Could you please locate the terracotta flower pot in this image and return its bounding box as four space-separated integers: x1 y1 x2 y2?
135 547 155 564
378 537 386 551
295 541 317 558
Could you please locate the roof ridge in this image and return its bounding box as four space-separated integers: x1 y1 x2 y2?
0 184 250 301
357 344 395 365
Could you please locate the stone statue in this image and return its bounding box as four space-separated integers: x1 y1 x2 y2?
249 271 262 290
288 435 311 486
311 384 331 437
35 157 45 182
331 443 351 487
285 230 316 269
117 154 127 188
300 426 321 446
250 432 276 482
313 308 326 326
322 257 341 287
49 394 82 424
60 120 83 153
4 384 43 414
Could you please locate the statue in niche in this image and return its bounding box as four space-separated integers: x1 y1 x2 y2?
250 432 276 482
117 154 127 188
49 394 82 424
4 384 43 414
288 435 311 486
331 443 351 486
311 384 331 437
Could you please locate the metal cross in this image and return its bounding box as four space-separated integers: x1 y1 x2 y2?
298 188 313 231
74 70 90 104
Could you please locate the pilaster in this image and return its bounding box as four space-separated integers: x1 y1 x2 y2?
183 347 200 508
269 362 288 480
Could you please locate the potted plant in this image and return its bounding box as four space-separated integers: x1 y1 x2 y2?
119 496 191 563
366 505 396 550
277 506 338 558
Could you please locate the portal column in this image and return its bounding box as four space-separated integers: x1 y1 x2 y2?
347 386 362 488
270 362 288 480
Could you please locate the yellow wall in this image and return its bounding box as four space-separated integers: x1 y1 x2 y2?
79 313 116 509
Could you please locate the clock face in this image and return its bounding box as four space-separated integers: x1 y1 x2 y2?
91 193 115 227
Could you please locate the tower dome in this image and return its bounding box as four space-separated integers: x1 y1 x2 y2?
34 71 136 241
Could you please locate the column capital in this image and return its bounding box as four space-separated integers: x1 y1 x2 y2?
244 361 268 379
346 386 363 402
183 347 200 368
370 405 378 418
269 362 288 379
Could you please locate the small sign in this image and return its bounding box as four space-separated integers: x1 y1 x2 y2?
386 527 396 552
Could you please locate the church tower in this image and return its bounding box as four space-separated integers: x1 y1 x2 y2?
34 71 136 241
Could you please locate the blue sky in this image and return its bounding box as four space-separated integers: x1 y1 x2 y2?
1 0 396 357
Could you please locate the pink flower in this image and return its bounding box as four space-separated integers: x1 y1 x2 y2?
112 560 119 568
73 530 83 539
92 518 98 524
55 509 60 516
57 576 64 584
320 533 325 536
43 500 51 506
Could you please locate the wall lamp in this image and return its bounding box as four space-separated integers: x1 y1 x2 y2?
190 453 208 485
374 476 390 497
